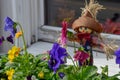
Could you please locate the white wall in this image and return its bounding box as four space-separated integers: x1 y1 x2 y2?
0 0 14 52
0 0 44 53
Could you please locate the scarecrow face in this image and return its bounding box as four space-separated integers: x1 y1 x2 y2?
78 27 92 33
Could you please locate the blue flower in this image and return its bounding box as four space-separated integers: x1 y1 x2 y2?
115 48 120 64
4 17 17 37
6 35 14 44
58 72 65 79
0 36 4 45
48 43 67 72
0 39 2 45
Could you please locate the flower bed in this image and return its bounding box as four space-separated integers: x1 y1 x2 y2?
0 0 120 79
0 16 120 80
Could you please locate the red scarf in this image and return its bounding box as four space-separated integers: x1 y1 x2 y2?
77 33 91 41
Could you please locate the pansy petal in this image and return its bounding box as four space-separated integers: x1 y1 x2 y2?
58 47 66 54
4 17 14 31
1 36 5 41
0 36 5 45
4 17 17 37
53 59 60 72
50 43 59 55
58 72 65 79
116 57 120 64
0 39 2 45
48 42 67 72
74 51 89 64
7 35 14 44
115 48 120 57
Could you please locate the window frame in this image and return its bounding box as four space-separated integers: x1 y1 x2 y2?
38 0 120 52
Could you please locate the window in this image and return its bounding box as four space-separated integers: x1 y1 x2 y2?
44 0 120 34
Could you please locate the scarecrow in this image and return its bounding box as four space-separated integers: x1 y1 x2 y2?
69 0 105 65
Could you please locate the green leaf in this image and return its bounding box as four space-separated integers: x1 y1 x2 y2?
101 65 108 75
78 47 84 51
0 55 8 63
79 66 98 80
91 74 102 80
0 70 4 73
107 73 120 80
67 30 74 38
66 54 71 59
36 54 49 61
43 69 50 73
13 22 18 29
107 77 119 80
14 71 23 76
50 72 55 79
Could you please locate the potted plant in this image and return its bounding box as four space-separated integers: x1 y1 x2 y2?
0 0 120 80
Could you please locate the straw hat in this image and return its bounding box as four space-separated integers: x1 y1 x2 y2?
72 0 105 33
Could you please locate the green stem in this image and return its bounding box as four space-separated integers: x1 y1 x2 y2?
73 42 79 68
68 54 77 72
107 65 108 76
17 22 27 54
55 73 57 80
76 61 79 68
73 42 76 53
81 66 83 80
107 70 108 76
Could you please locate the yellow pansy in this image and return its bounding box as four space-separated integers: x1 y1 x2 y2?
15 31 22 38
6 69 15 80
38 71 44 79
8 54 14 62
8 46 20 62
12 46 20 56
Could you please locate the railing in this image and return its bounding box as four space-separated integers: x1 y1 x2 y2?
38 25 120 52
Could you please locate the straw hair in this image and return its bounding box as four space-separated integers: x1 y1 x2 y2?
72 0 105 33
98 34 119 60
81 0 105 20
102 43 118 60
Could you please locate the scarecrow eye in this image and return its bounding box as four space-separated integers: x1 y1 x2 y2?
85 27 87 30
86 28 92 33
80 27 83 30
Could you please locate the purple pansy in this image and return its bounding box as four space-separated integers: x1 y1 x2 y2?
4 17 17 37
6 35 14 44
0 39 2 45
58 72 65 79
115 48 120 64
48 43 67 72
0 36 5 45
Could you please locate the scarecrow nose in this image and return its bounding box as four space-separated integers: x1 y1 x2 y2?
82 30 85 33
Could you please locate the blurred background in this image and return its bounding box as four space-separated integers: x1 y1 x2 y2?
45 0 120 34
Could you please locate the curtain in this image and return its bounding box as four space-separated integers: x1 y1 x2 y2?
12 0 39 47
0 0 40 52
